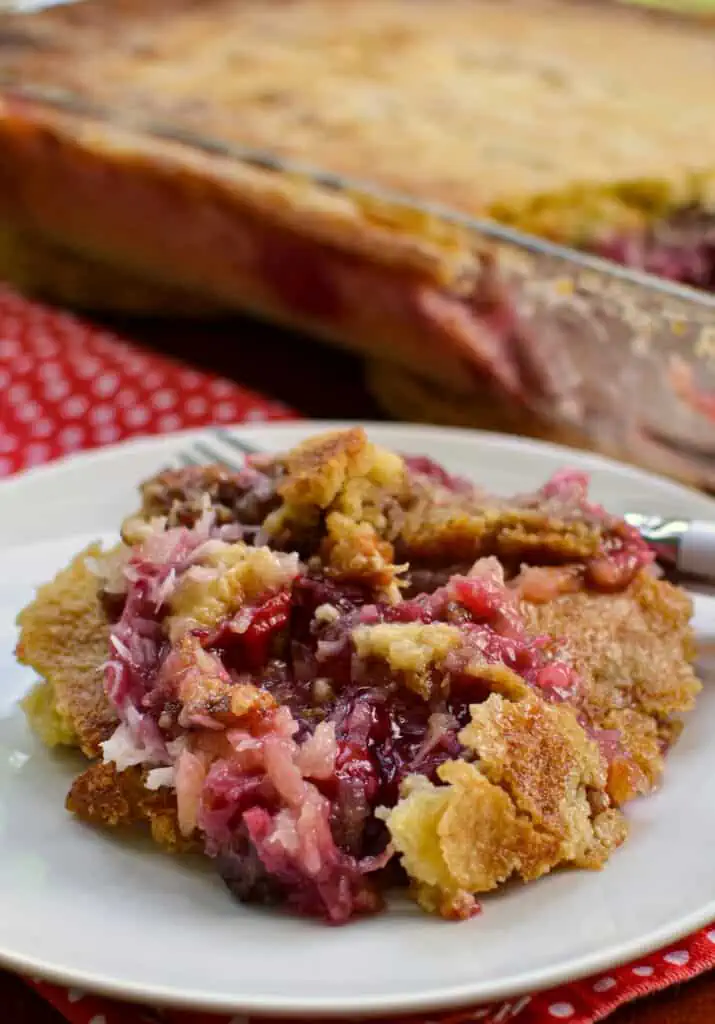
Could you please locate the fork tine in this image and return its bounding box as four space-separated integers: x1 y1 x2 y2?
191 439 246 470
169 429 264 474
174 451 203 468
213 429 262 457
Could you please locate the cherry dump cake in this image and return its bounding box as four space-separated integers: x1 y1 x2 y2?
17 429 700 923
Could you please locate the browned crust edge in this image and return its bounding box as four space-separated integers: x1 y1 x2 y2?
16 543 118 758
0 101 502 389
0 100 475 286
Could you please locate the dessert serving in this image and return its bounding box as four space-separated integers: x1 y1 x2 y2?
16 428 701 924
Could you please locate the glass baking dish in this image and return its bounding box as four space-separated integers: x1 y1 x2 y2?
2 0 715 489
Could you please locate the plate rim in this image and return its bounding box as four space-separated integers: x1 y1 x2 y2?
1 904 714 1019
2 419 715 1018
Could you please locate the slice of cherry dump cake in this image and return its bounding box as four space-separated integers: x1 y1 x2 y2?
16 429 700 923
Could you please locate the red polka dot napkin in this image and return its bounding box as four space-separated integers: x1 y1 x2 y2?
2 284 715 1024
0 286 291 476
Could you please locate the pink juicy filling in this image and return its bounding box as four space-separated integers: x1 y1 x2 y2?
591 208 715 293
101 459 654 923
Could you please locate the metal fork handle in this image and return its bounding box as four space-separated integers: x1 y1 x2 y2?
678 520 715 579
625 512 715 582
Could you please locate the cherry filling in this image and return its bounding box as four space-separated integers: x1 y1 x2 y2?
188 572 585 921
102 454 656 924
205 590 293 671
592 205 715 293
586 522 652 592
402 454 475 494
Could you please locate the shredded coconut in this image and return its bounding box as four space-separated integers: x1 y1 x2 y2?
145 766 176 791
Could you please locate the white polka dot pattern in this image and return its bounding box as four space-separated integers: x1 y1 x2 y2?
663 950 690 967
592 977 616 993
0 286 291 476
547 1003 573 1019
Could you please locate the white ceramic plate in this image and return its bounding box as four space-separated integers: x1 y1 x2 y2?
2 421 715 1019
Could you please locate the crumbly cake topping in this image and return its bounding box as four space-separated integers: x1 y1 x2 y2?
352 622 464 700
522 571 700 803
16 544 118 757
16 429 699 923
3 0 715 216
135 431 655 595
263 427 408 544
385 693 627 918
167 542 299 640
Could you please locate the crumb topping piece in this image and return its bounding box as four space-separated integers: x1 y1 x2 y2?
523 570 700 803
168 542 299 639
385 693 626 917
353 621 463 699
17 544 118 757
263 427 408 546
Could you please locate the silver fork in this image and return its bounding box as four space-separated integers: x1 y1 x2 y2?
172 427 263 471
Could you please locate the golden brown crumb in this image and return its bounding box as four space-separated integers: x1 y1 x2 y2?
398 500 602 567
523 570 700 800
279 427 373 509
262 427 408 545
67 761 196 853
461 694 609 867
463 661 532 702
352 621 463 699
16 544 117 758
386 693 626 916
172 635 277 727
319 511 405 601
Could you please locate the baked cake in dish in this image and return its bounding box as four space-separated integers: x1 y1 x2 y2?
17 429 700 923
4 0 712 299
1 0 715 321
3 0 715 247
2 0 715 488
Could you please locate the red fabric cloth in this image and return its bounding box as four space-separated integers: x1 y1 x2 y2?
2 284 713 1024
0 286 291 474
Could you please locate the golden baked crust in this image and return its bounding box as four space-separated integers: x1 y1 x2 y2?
16 545 117 758
2 0 714 227
270 426 405 520
523 572 699 725
385 693 627 917
523 571 700 801
66 761 197 853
